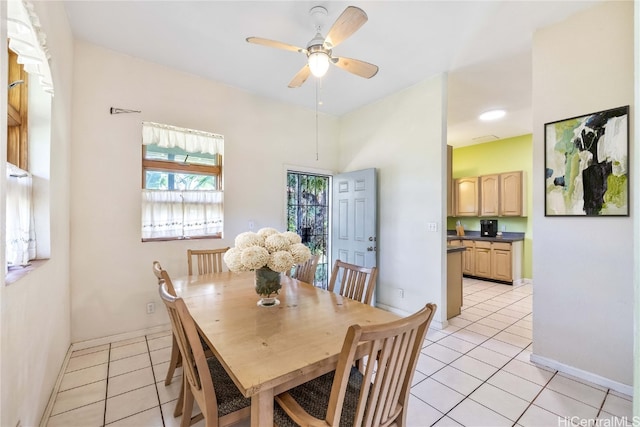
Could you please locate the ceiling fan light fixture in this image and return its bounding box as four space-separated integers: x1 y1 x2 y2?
308 51 330 77
479 109 506 121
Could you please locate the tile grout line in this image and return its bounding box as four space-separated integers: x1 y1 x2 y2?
511 370 558 426
146 335 167 427
102 343 112 427
596 389 610 418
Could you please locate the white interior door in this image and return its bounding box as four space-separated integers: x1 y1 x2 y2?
331 168 377 270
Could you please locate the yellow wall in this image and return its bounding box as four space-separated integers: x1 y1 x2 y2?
448 134 533 279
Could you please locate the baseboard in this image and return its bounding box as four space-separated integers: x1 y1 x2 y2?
376 303 448 329
71 324 171 351
513 278 533 287
39 344 73 427
530 353 633 396
375 302 411 317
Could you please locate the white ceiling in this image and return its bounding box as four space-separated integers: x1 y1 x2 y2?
62 0 600 147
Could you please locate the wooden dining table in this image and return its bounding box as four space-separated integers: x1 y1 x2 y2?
171 270 400 427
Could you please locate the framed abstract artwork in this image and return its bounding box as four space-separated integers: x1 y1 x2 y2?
544 105 629 216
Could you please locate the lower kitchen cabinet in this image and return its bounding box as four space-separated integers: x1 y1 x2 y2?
492 242 514 282
462 240 475 275
452 238 523 284
474 241 492 278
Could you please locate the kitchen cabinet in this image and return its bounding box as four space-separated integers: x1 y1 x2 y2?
447 145 453 216
453 171 526 217
462 240 475 275
450 239 475 276
454 177 479 216
500 171 525 216
446 248 463 319
480 175 499 216
492 242 513 282
474 241 492 278
452 238 523 284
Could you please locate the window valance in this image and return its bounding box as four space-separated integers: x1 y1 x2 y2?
142 121 223 156
7 0 54 95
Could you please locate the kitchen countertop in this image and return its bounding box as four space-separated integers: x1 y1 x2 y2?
447 230 525 243
447 245 466 253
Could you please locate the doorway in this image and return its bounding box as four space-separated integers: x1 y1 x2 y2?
286 171 330 288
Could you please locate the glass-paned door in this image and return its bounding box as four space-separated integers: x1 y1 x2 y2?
287 171 330 288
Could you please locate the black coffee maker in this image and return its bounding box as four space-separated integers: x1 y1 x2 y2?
480 219 498 237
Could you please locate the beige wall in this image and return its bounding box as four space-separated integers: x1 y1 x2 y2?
339 76 449 324
70 42 340 342
532 1 635 389
634 0 639 416
0 2 74 426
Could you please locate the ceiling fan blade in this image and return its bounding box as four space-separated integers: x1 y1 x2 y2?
288 65 311 88
246 37 305 53
324 6 368 49
332 57 379 79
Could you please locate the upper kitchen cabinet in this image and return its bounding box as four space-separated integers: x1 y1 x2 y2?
447 145 453 216
454 177 479 216
500 171 526 216
480 171 526 217
479 175 499 216
453 171 526 217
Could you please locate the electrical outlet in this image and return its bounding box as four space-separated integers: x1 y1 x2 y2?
398 288 404 298
427 222 438 232
248 220 255 231
146 302 155 314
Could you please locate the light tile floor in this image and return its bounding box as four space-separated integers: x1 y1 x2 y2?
45 278 634 427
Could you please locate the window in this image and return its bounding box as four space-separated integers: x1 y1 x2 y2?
5 0 55 277
141 122 224 241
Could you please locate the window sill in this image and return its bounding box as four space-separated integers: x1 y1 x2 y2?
142 234 221 242
5 259 49 285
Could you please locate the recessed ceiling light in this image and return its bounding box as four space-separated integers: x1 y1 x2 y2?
479 109 506 121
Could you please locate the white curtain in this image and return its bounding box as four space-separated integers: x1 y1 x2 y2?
6 163 36 266
142 190 223 240
7 0 54 95
142 121 223 155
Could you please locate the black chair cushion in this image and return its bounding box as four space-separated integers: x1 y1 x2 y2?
274 367 364 427
206 356 251 416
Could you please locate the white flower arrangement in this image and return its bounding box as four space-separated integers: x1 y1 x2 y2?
223 228 312 274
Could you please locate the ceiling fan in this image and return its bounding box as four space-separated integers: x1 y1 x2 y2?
246 5 379 88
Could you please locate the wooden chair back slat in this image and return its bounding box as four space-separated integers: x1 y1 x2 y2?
187 248 230 276
286 255 319 284
328 260 378 305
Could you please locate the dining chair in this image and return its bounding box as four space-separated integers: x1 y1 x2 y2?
328 260 378 305
152 261 181 388
274 303 436 427
286 254 319 284
187 247 230 276
158 280 251 427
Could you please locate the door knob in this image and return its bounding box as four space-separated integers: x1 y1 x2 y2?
367 246 377 252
